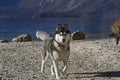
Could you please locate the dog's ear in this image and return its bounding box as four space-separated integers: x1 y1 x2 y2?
56 24 62 33
64 24 69 31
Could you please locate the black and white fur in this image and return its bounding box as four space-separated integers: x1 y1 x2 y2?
40 24 71 79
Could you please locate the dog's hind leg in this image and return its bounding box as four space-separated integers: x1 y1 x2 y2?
41 60 45 73
62 60 68 76
51 65 54 75
41 41 49 73
41 52 48 73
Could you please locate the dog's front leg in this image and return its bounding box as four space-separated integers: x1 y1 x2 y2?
62 60 68 75
52 60 60 79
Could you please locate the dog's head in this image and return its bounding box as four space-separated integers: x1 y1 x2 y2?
55 24 71 45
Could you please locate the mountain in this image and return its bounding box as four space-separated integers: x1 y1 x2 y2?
0 0 120 22
0 0 21 6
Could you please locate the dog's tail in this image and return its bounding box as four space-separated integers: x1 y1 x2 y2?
36 31 53 41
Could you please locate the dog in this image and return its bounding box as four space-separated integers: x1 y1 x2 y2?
40 24 71 79
109 19 120 45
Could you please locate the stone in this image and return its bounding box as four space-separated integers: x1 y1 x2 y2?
0 39 9 43
12 34 32 42
72 30 85 40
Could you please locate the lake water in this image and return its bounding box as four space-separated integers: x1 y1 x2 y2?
0 18 112 41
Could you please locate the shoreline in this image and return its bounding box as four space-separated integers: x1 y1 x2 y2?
0 30 110 42
0 38 120 80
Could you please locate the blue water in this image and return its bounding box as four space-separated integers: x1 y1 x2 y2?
0 18 111 41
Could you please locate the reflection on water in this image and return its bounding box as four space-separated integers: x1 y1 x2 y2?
0 18 111 41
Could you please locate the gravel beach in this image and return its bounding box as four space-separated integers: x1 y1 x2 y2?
0 39 120 80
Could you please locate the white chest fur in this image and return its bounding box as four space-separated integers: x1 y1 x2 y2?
51 40 70 61
53 50 70 61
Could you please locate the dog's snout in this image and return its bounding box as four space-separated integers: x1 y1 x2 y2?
62 39 65 42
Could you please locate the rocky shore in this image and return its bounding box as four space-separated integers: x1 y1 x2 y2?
0 39 120 80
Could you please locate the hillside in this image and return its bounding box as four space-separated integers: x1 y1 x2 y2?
0 0 120 22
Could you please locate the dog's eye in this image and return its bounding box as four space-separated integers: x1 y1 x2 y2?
60 34 62 36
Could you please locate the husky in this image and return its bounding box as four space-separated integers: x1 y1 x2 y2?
40 24 71 79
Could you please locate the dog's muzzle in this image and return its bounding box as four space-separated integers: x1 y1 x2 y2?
62 39 65 42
